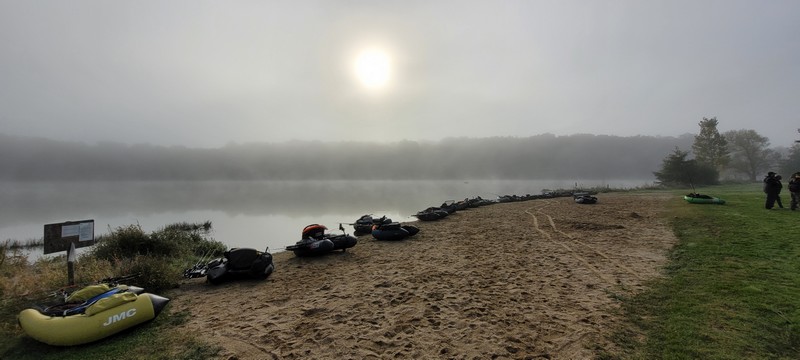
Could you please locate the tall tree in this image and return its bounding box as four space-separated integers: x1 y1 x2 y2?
723 129 774 181
692 117 729 172
653 147 718 187
779 143 800 176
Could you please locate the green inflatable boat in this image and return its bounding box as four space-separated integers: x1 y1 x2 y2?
684 193 725 205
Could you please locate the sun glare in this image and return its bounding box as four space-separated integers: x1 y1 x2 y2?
354 49 391 90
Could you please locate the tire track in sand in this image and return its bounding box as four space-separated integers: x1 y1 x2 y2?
524 200 641 287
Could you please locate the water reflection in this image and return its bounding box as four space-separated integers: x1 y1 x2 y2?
1 179 651 257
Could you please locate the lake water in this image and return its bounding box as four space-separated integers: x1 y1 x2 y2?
1 179 653 258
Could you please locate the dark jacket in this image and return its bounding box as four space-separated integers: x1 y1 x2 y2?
789 178 800 193
764 176 781 194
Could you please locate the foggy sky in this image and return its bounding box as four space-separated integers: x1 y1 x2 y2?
1 0 798 148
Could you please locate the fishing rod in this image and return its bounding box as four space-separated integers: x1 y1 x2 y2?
45 273 142 300
187 249 213 268
98 273 142 285
183 248 218 278
339 212 378 227
338 223 349 236
182 248 219 279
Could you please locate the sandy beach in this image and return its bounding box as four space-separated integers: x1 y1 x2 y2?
171 192 677 359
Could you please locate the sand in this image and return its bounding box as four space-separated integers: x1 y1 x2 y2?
171 192 677 359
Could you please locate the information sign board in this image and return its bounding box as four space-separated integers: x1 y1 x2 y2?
43 219 95 255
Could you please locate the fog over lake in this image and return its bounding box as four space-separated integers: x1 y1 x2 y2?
1 179 651 258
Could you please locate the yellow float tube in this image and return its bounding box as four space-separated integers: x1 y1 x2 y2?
18 286 169 346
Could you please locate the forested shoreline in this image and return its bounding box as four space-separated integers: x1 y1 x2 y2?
0 133 693 181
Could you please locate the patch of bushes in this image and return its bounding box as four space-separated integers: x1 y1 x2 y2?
90 222 226 291
112 255 183 290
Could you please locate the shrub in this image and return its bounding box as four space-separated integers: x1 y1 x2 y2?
113 255 182 291
92 222 225 261
654 147 719 187
91 224 151 260
89 222 226 291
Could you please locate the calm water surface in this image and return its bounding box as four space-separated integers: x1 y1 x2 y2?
1 179 652 258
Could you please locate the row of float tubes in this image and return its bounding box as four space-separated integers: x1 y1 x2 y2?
288 190 598 257
286 195 533 256
184 191 597 284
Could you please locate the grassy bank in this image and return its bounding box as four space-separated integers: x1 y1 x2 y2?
617 184 800 359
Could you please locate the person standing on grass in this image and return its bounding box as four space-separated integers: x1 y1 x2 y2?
775 175 784 209
764 171 781 209
789 173 800 211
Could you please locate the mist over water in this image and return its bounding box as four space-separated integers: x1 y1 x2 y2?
1 179 652 258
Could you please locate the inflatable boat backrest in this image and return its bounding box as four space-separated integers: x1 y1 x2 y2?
357 215 373 222
66 284 113 302
250 252 273 274
378 222 402 230
371 216 392 225
226 248 260 270
85 292 137 316
302 224 327 239
54 286 126 316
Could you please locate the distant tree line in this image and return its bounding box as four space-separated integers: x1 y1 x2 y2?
0 133 695 181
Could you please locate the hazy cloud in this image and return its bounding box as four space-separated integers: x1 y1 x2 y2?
1 0 798 147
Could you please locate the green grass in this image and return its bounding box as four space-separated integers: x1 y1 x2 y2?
617 184 800 359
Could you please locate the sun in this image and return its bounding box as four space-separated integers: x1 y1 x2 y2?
354 49 391 89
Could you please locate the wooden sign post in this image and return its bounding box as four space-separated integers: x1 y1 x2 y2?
43 220 95 285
